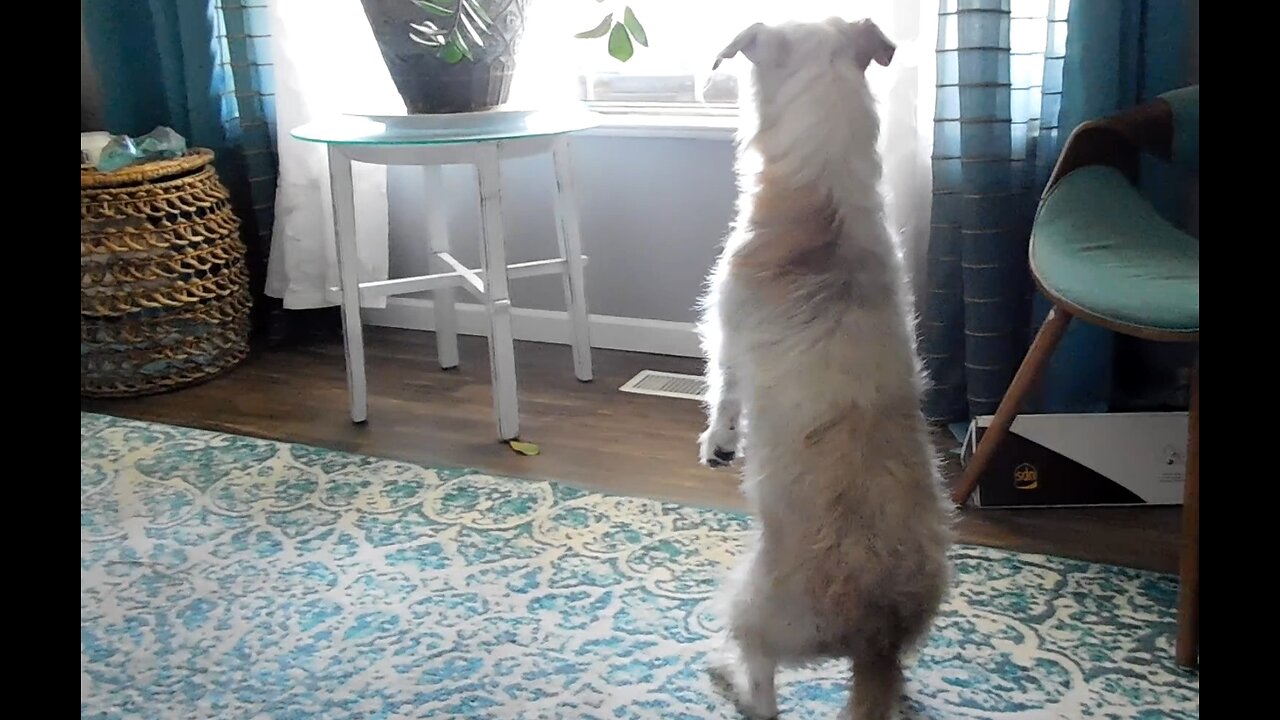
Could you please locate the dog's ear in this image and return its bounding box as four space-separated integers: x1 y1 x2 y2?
850 19 895 70
713 23 782 70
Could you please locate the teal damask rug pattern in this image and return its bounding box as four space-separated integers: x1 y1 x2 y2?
80 413 1199 719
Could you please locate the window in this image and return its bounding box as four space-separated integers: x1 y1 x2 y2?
514 0 899 116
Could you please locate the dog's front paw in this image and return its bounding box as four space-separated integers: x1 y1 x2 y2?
699 427 739 469
705 446 736 468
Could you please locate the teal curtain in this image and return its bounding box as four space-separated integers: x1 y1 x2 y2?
81 0 278 336
1059 0 1190 225
921 0 1071 422
921 0 1191 423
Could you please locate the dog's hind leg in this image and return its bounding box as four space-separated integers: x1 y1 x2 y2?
709 637 778 719
709 545 797 719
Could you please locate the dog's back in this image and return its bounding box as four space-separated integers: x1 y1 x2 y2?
725 223 952 717
699 18 952 720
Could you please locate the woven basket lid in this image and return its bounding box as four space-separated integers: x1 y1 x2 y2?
81 148 215 190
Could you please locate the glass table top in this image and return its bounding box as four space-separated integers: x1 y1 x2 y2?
291 106 601 146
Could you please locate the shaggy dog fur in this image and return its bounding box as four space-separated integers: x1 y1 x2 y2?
697 18 953 720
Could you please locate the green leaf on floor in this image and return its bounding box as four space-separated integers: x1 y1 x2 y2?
507 440 541 456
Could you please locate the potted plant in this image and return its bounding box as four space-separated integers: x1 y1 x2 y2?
360 0 648 114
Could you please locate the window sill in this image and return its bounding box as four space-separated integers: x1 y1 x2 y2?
581 112 738 141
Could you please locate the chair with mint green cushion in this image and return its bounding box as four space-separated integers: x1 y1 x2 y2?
952 86 1200 669
1031 165 1199 336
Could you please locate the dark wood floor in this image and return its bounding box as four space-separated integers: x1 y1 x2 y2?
82 327 1181 573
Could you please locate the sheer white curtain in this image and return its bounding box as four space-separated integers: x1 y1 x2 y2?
265 0 404 309
866 0 937 293
267 0 936 309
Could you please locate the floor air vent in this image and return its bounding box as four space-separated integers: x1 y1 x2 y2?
619 370 707 401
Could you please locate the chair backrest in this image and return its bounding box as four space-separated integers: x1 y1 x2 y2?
1159 86 1198 173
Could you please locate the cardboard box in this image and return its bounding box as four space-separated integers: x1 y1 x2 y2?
962 412 1188 508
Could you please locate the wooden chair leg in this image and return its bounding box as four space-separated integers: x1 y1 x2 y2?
951 306 1072 506
1175 354 1199 669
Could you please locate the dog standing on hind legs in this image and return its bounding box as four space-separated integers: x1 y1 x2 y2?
697 18 954 720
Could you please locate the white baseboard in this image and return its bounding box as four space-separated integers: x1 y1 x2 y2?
362 297 701 358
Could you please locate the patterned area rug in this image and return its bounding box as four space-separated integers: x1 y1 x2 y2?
80 413 1199 719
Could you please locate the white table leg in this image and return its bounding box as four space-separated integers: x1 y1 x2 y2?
423 165 459 370
552 137 593 382
475 144 520 440
328 145 368 423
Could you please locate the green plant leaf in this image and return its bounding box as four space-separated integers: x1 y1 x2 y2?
622 7 647 47
410 32 445 47
575 14 613 39
438 41 465 64
608 22 634 62
411 0 455 16
454 31 474 60
462 0 492 25
459 11 485 47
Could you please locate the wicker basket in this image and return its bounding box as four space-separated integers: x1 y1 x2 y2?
81 149 251 397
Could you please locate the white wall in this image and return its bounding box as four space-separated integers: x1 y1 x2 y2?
384 134 737 331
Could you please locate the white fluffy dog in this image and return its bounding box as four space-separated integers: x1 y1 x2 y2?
697 18 953 720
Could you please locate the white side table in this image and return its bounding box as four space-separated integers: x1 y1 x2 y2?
291 109 599 441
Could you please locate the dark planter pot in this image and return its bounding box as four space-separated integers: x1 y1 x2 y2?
360 0 529 114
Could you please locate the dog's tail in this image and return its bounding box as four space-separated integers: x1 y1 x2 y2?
845 599 916 720
848 649 903 720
